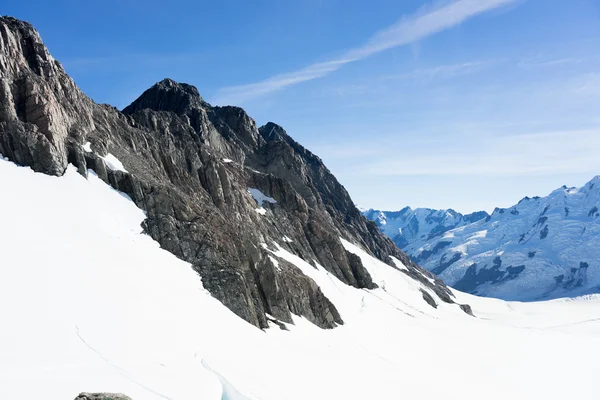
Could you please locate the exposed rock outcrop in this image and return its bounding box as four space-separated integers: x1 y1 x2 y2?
0 16 469 329
74 393 131 400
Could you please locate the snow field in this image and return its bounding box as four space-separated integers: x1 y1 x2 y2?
1 158 600 399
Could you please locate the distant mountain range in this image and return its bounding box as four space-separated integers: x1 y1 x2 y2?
362 207 489 249
363 177 600 301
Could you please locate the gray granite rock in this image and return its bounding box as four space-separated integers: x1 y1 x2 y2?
0 16 470 331
74 393 131 400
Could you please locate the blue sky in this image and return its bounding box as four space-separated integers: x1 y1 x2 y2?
5 0 600 212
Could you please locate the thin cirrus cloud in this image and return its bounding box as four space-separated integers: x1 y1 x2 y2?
517 57 585 69
214 0 519 105
386 60 498 81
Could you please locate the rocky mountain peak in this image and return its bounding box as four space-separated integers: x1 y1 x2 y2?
259 121 287 141
122 78 205 115
0 16 95 176
0 16 471 330
587 175 600 188
211 105 261 148
257 122 325 169
0 16 59 79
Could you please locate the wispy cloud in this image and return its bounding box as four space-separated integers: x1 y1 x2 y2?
518 56 584 68
214 0 519 105
309 59 498 99
384 60 499 81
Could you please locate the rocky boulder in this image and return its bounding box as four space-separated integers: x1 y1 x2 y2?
74 393 131 400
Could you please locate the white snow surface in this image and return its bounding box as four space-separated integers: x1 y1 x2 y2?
80 143 126 172
247 188 277 205
248 188 276 216
2 158 600 399
101 153 128 173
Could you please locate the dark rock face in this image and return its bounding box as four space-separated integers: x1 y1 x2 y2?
123 78 205 115
459 303 474 316
420 289 437 308
75 393 131 400
453 259 527 294
431 252 461 276
0 16 469 329
557 262 589 290
0 17 95 176
415 241 452 263
345 250 378 289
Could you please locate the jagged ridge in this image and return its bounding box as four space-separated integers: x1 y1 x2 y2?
366 179 600 301
363 207 489 248
0 16 470 329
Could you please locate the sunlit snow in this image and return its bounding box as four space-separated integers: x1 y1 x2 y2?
248 188 277 205
249 188 276 216
101 153 128 173
406 180 600 300
1 157 600 399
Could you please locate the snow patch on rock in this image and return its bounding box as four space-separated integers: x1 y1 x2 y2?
101 153 128 173
248 188 277 206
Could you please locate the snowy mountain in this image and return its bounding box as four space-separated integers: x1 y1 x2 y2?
4 156 600 400
362 207 489 249
0 15 465 333
364 179 600 301
3 15 600 400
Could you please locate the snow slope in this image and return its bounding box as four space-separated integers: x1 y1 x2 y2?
2 158 600 399
365 178 600 301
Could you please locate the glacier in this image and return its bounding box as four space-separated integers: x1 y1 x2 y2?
2 158 600 399
364 178 600 301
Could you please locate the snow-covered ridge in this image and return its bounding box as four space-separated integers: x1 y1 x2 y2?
365 177 600 301
3 158 600 399
362 207 488 249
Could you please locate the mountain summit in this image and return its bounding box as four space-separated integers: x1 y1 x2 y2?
0 16 470 331
122 78 206 115
365 178 600 300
